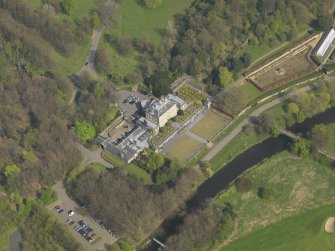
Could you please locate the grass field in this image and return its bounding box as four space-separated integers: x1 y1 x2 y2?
216 151 335 248
240 82 263 103
222 204 335 251
24 0 97 20
210 132 266 172
99 37 140 88
102 151 126 168
127 164 152 184
88 162 107 173
191 111 229 140
117 0 193 42
167 135 202 164
255 48 314 87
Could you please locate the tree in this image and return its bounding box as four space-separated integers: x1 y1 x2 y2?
4 164 21 178
308 124 329 149
218 66 233 87
216 87 247 116
73 121 96 142
286 103 299 114
61 0 74 15
95 48 111 73
143 0 163 9
90 11 100 29
313 15 333 31
290 139 311 157
141 150 165 174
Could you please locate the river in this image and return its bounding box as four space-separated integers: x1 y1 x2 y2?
144 107 335 250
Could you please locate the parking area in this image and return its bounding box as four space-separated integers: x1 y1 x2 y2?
108 120 134 143
116 90 152 119
50 182 117 251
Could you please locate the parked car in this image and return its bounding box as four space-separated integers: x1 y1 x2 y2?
57 208 64 213
53 205 60 211
68 210 74 217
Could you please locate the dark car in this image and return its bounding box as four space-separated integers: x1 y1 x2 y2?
57 208 64 213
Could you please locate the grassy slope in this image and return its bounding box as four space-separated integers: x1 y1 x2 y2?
117 0 193 42
100 0 193 87
127 164 152 184
222 204 335 251
217 151 335 250
23 0 97 75
210 132 266 172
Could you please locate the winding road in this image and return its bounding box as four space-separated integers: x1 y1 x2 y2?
202 82 320 161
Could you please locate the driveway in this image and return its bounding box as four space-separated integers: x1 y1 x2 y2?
51 181 117 251
76 143 113 168
202 83 319 161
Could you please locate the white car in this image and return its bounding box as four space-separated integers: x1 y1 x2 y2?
68 210 74 217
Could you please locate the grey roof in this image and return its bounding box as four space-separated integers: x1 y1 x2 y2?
317 28 335 57
98 126 150 163
146 98 176 118
167 94 186 107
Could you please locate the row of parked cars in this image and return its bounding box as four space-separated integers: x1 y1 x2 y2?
54 205 98 243
74 220 97 243
123 95 140 104
94 218 119 238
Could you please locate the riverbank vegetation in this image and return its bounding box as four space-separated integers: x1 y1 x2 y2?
165 149 335 250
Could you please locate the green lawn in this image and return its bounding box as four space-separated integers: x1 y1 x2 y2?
117 0 194 42
191 111 228 140
210 132 266 172
127 164 152 184
24 0 98 20
88 162 107 173
222 204 335 251
167 135 202 164
100 37 140 88
216 151 335 249
102 151 126 168
241 83 263 102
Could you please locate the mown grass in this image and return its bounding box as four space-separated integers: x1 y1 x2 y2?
99 37 140 88
210 132 266 172
216 151 335 250
241 82 263 102
24 0 97 20
117 0 193 43
222 204 335 251
167 135 202 164
102 151 126 168
127 164 152 184
88 162 107 173
191 111 228 140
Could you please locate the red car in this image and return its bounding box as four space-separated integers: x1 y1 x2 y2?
53 205 60 210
